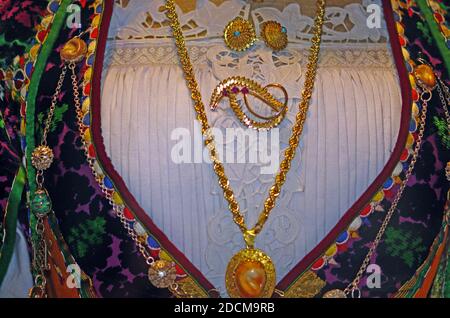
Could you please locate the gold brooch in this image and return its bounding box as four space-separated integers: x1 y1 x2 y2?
210 76 289 130
260 21 288 51
224 17 257 52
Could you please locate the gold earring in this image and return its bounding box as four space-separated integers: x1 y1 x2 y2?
224 17 257 52
260 21 288 51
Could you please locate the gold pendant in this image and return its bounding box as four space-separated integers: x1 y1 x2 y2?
225 248 276 298
323 289 347 298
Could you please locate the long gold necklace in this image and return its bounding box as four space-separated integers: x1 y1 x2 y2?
165 0 326 298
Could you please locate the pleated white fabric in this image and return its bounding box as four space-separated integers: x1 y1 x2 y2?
101 46 402 294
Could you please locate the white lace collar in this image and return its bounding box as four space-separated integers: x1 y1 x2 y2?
109 0 388 46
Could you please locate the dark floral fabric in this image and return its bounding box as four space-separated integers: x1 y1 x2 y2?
0 1 48 66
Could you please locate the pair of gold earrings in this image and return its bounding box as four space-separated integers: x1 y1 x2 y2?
224 17 288 52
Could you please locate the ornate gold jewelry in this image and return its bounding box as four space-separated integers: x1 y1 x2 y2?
165 0 326 298
225 248 275 298
147 260 177 288
413 63 437 90
224 17 257 51
31 145 54 171
29 36 88 298
260 21 288 51
60 37 88 63
210 76 289 130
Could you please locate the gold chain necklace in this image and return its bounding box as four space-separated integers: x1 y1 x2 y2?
165 0 326 298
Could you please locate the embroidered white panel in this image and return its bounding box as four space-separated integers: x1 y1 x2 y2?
101 0 402 296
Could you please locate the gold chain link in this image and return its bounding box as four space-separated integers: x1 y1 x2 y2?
164 0 326 246
41 65 68 146
437 78 450 130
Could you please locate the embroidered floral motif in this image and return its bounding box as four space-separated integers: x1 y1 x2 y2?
37 103 69 137
384 228 427 268
67 217 106 258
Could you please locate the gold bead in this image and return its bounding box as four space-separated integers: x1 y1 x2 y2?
414 64 437 89
60 37 87 63
31 145 54 170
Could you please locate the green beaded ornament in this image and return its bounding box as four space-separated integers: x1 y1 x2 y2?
31 189 52 217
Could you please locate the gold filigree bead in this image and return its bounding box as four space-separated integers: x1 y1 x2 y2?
148 260 177 288
260 21 288 51
414 64 437 90
31 145 54 170
60 37 87 63
323 289 347 298
224 17 257 52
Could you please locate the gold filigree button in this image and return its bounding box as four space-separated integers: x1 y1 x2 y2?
260 21 288 51
148 260 177 288
60 37 87 63
224 17 257 52
414 64 437 90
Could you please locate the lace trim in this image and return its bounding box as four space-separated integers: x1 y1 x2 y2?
105 43 395 68
109 0 388 45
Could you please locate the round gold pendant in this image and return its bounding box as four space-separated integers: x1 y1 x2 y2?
323 289 347 298
225 248 276 298
147 260 177 288
60 37 87 63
